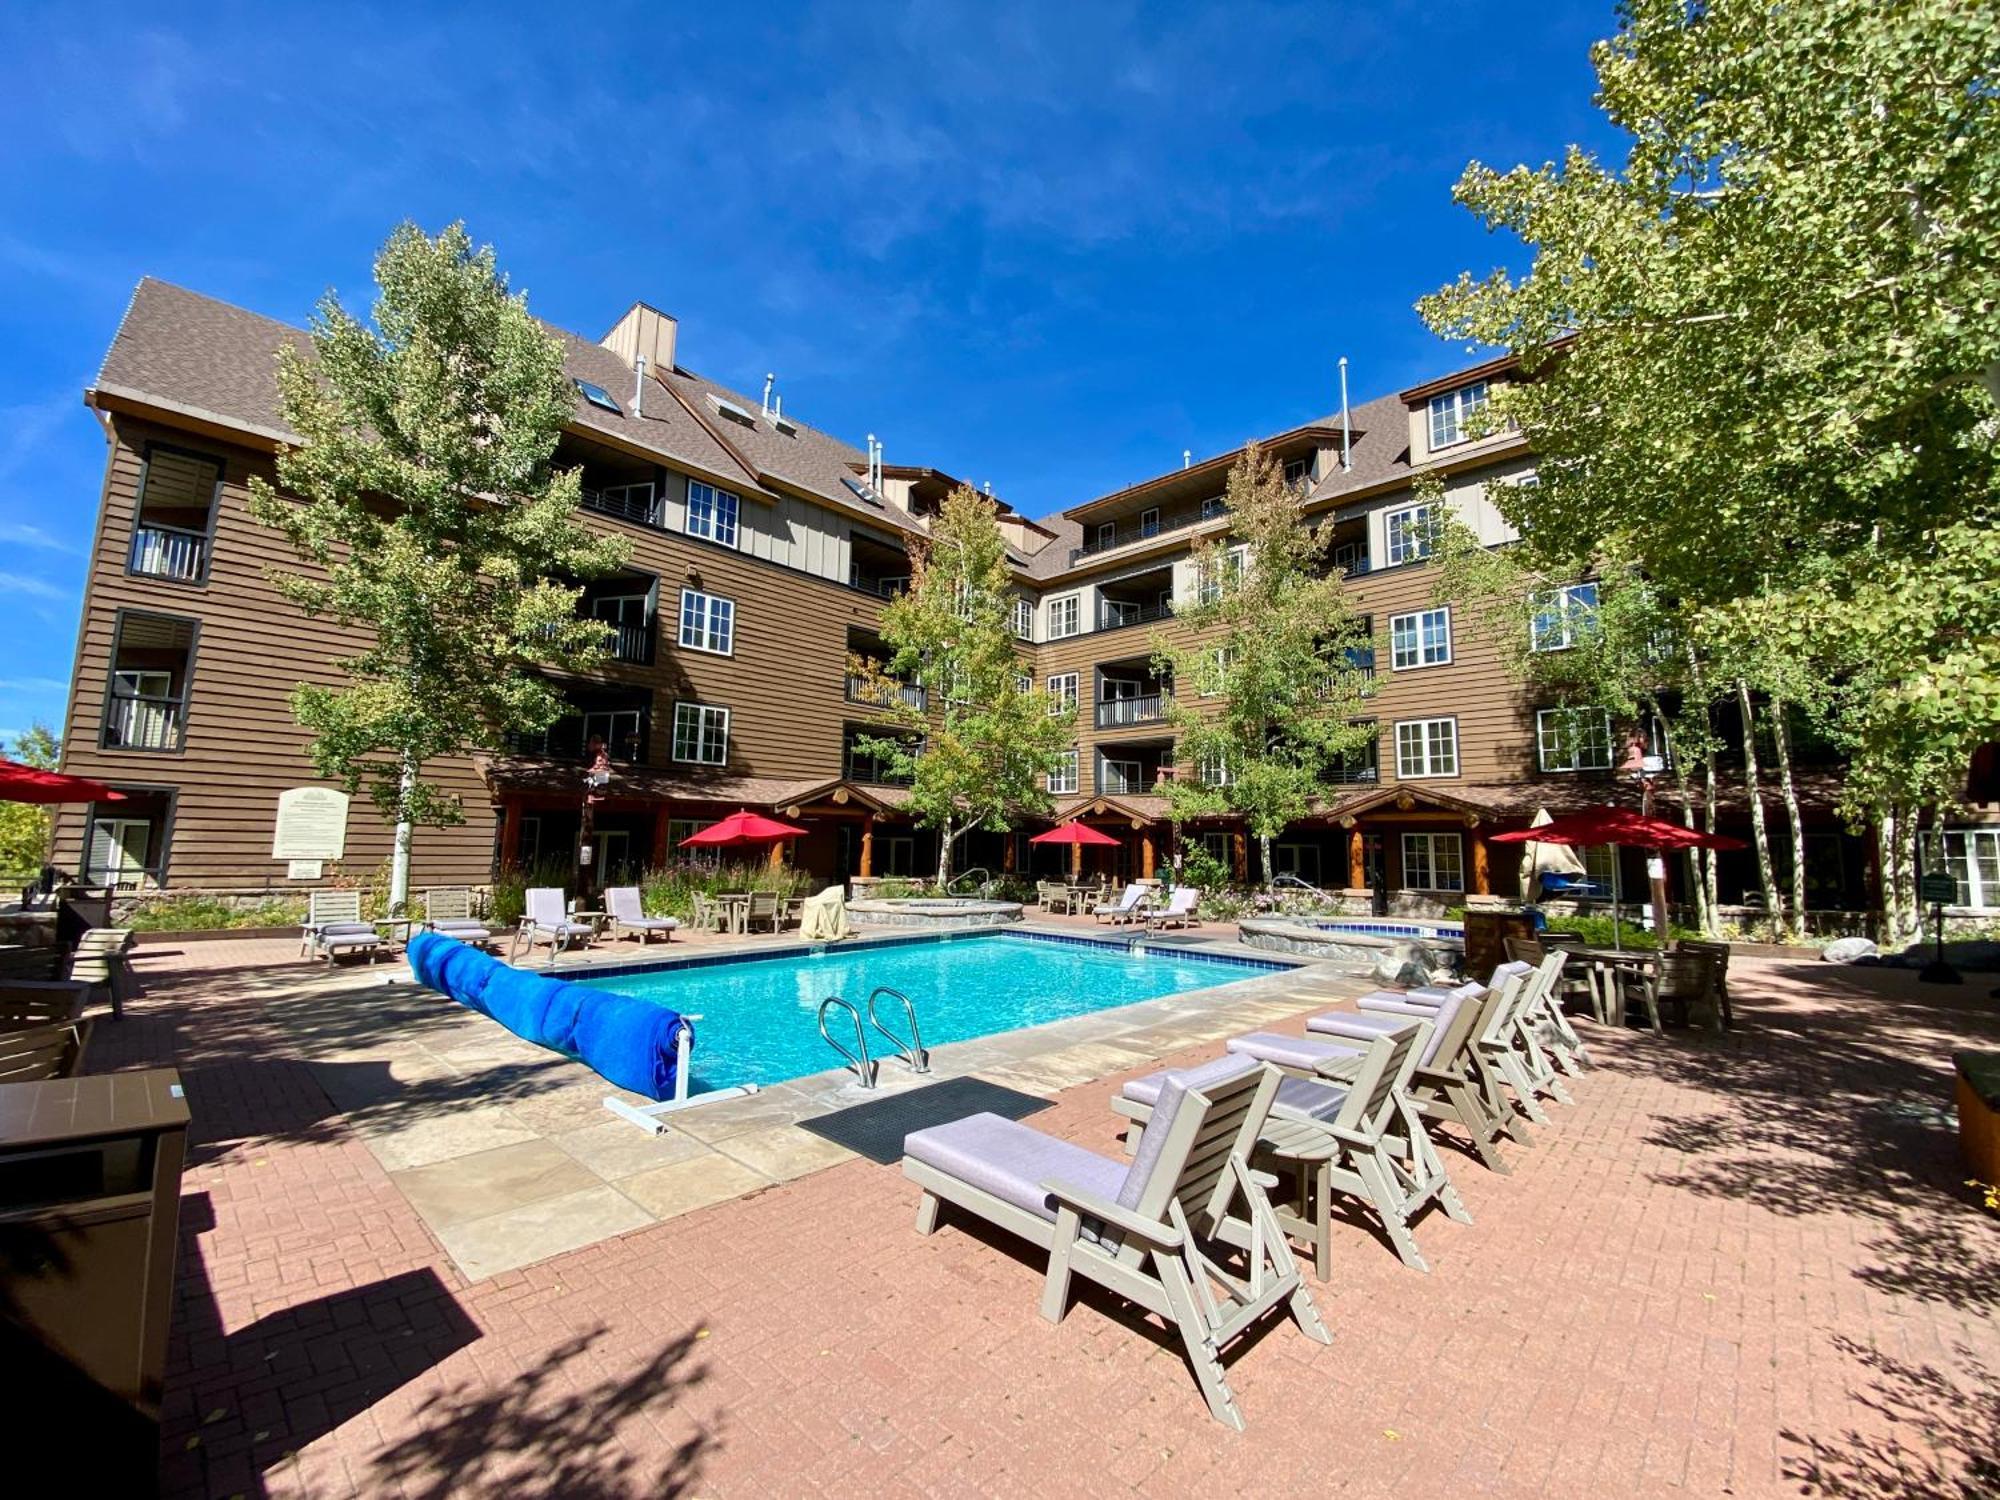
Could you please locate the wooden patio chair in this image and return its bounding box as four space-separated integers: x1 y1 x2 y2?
0 979 91 1031
0 1018 93 1083
422 888 498 949
1622 950 1720 1035
1672 938 1734 1029
65 927 141 1018
905 1055 1330 1430
743 891 779 934
301 889 367 959
605 886 679 944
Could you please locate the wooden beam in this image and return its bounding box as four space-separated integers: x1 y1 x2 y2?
859 815 875 878
1471 833 1490 896
1348 827 1365 889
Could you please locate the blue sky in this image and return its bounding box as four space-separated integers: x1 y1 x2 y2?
0 0 1622 743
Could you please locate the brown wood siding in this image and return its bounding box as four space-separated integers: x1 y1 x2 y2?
1024 555 1540 805
53 415 889 890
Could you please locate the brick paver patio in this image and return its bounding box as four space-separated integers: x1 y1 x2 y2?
85 936 2000 1497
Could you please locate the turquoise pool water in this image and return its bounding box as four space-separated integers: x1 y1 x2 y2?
571 932 1283 1093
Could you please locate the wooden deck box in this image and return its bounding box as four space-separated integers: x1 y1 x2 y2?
1956 1050 2000 1188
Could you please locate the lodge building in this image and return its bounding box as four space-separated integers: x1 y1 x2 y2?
50 277 1990 916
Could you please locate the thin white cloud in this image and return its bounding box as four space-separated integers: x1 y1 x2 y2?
0 572 75 603
0 677 73 694
0 522 85 556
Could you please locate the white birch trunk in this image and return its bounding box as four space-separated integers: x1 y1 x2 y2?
1767 697 1809 941
1736 680 1781 934
389 752 416 916
1875 805 1902 944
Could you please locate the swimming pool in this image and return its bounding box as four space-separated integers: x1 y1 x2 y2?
570 931 1288 1093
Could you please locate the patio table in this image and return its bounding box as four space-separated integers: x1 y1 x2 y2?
1065 885 1103 916
714 893 750 935
1560 945 1655 1025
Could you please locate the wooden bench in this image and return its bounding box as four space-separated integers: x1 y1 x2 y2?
1956 1050 2000 1186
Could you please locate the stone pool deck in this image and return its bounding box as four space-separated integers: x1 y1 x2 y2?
253 923 1333 1279
82 930 2000 1497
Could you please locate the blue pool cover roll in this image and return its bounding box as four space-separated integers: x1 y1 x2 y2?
406 929 693 1101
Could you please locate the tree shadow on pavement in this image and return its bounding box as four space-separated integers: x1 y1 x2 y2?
1780 1335 2000 1499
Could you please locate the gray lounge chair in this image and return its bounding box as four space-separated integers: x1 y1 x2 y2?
1145 887 1201 930
1120 1025 1469 1275
314 921 383 964
509 887 596 966
605 885 679 944
301 889 367 958
1092 882 1148 924
1307 969 1522 1174
423 887 498 949
904 1055 1330 1430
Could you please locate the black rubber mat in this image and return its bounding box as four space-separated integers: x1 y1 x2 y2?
798 1076 1052 1165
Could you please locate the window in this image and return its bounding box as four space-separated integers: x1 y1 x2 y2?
102 612 196 753
671 702 730 765
1283 455 1312 491
1200 496 1228 520
575 379 622 414
1583 843 1618 888
1428 379 1488 448
1530 582 1599 652
678 589 734 654
1537 708 1616 772
581 708 643 759
685 480 740 548
129 445 222 583
1943 830 2000 909
1197 545 1247 605
592 592 653 661
1100 756 1141 794
668 817 718 853
1016 672 1033 696
1402 832 1464 892
1096 522 1117 550
1389 607 1452 670
1011 596 1034 640
1198 831 1231 866
1047 595 1081 639
86 816 154 888
1328 724 1379 784
1048 749 1078 795
1394 717 1458 778
1331 540 1368 577
1046 673 1078 716
1139 507 1160 538
1385 503 1435 566
1197 752 1233 787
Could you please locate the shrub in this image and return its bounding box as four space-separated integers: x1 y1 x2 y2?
1545 912 1702 951
1174 842 1232 895
125 894 307 932
635 859 817 919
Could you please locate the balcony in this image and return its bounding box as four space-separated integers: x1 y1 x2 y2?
104 694 184 752
848 571 909 599
506 715 647 764
605 618 652 664
1070 504 1222 564
1097 598 1174 632
846 675 928 711
1096 693 1169 730
581 482 662 528
129 523 208 582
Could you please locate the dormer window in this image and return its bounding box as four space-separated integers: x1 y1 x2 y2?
1428 380 1488 449
575 379 622 415
1283 456 1313 491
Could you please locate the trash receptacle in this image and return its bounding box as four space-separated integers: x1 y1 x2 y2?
0 1068 190 1484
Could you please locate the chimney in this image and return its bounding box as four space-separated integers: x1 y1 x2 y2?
633 355 647 418
762 373 775 418
1182 449 1191 470
601 302 678 378
1338 357 1352 471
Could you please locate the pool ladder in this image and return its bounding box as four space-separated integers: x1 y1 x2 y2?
817 986 930 1090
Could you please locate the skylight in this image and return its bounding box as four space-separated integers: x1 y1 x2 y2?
841 476 884 508
575 379 621 415
708 394 758 427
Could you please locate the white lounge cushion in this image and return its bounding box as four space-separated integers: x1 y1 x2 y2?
904 1112 1128 1224
1271 1076 1350 1124
1226 1031 1365 1072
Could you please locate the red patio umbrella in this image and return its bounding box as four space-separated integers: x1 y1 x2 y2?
1491 807 1744 946
678 809 809 849
1030 820 1120 879
0 757 125 804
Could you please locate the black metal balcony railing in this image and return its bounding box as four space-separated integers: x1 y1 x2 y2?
581 484 663 528
603 619 652 664
1096 693 1169 729
505 722 646 763
842 755 916 787
1326 759 1380 786
103 693 185 751
848 572 910 599
1070 504 1223 564
845 675 928 711
1097 598 1174 631
1096 763 1170 795
129 523 207 582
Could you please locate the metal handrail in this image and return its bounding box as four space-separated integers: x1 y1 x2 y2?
818 995 876 1088
946 867 991 895
866 987 930 1074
